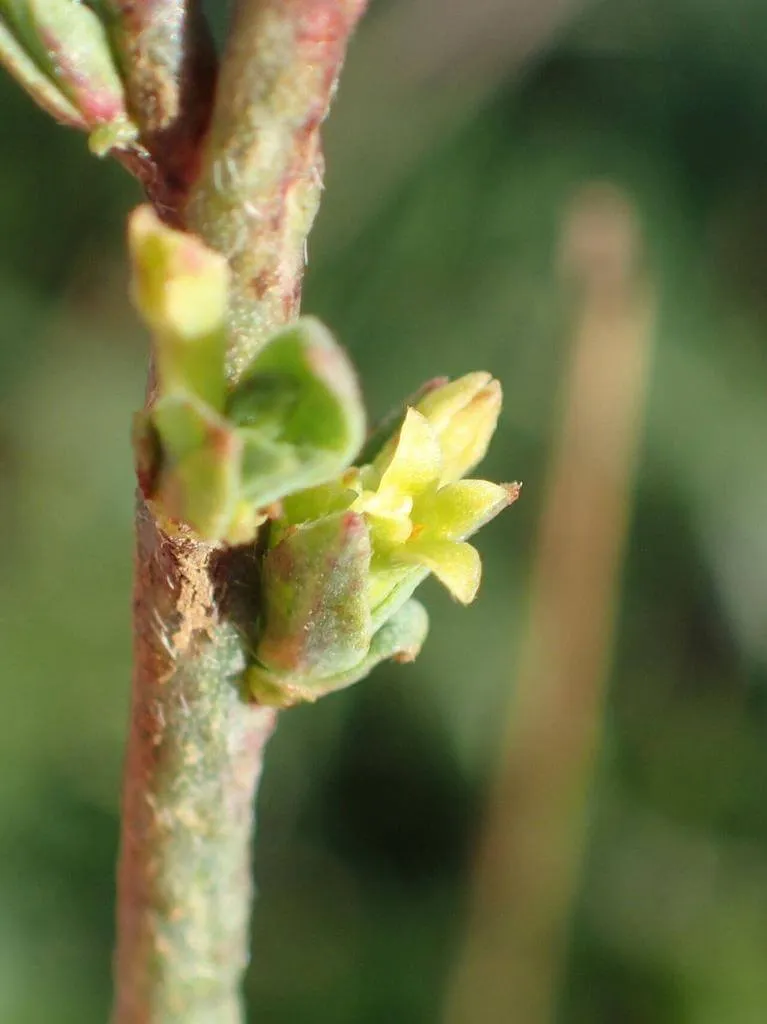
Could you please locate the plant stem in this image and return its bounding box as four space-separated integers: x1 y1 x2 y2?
186 0 367 378
113 2 366 1021
104 0 217 215
114 512 277 1024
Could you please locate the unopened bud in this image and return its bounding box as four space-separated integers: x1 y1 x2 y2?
128 206 228 409
257 512 372 680
0 0 137 150
416 372 502 484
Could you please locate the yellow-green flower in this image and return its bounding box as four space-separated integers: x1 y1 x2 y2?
352 381 518 615
280 372 518 617
252 372 518 704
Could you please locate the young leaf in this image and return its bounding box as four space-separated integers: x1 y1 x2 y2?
228 317 366 505
0 0 137 150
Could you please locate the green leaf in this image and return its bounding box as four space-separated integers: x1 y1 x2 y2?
363 597 429 671
228 317 366 505
237 431 352 513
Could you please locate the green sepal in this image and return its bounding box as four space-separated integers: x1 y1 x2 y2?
256 511 373 680
247 599 429 707
369 562 428 632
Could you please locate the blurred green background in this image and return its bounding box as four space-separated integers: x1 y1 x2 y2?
2 0 767 1021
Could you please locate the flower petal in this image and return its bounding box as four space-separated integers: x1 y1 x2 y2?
396 538 481 605
414 479 519 540
376 408 442 499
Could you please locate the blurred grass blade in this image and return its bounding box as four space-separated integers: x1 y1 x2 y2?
445 184 656 1024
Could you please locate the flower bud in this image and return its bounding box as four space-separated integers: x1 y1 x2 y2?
0 0 137 150
415 372 502 484
248 597 429 708
128 206 228 410
256 512 372 681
